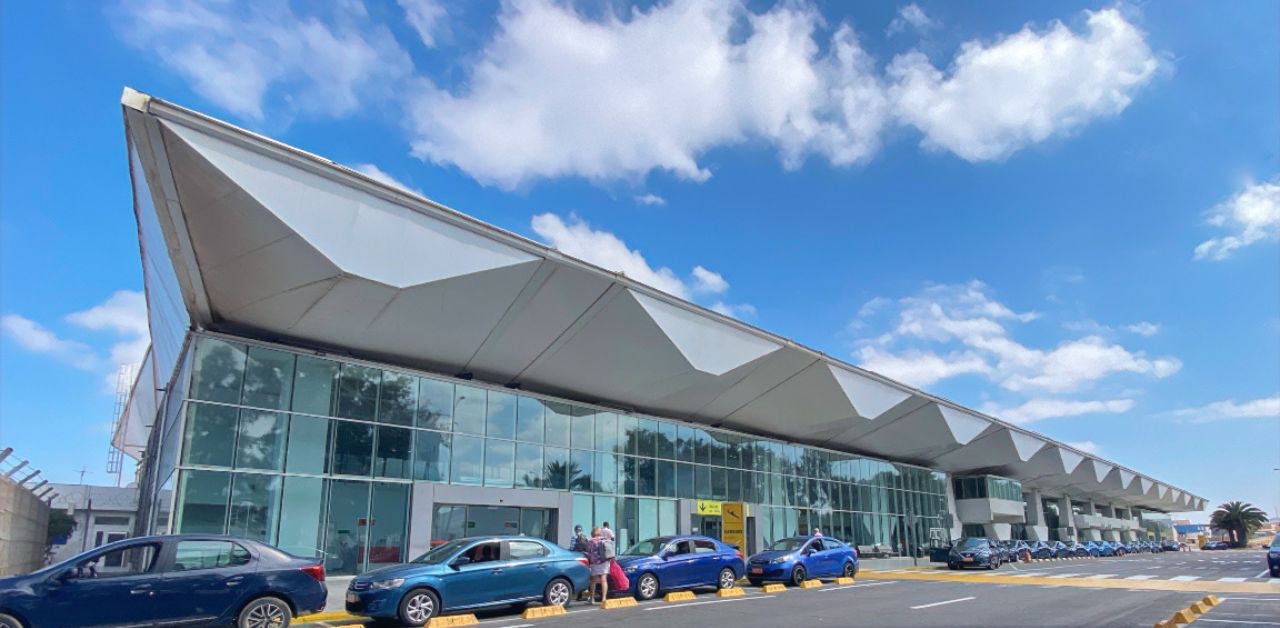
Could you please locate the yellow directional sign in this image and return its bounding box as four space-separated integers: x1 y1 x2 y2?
696 500 722 516
722 502 746 549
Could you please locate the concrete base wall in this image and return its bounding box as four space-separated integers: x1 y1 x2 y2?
983 523 1012 540
1026 525 1050 541
1080 529 1102 541
0 478 50 576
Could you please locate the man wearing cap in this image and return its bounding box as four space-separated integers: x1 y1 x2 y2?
569 525 590 554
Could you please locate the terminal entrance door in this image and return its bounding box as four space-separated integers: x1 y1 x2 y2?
431 505 556 547
693 514 721 539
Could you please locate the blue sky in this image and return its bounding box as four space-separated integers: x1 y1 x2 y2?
1 0 1276 521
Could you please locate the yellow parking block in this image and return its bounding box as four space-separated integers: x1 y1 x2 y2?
762 584 787 594
521 605 566 620
716 588 745 598
427 615 479 627
664 591 696 602
601 597 637 610
1203 595 1221 607
293 611 359 625
1190 601 1209 614
835 577 856 585
1171 609 1197 623
799 580 823 589
1152 620 1176 628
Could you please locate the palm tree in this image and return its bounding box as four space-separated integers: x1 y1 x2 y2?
1209 501 1269 547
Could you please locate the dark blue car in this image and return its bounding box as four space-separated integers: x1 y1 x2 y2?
746 536 858 586
0 534 326 628
345 536 588 626
1266 533 1279 578
947 537 1002 570
616 535 744 600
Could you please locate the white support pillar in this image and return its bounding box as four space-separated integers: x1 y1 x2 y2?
1025 490 1049 541
1057 495 1074 541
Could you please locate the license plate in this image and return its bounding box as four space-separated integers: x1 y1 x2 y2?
962 557 973 562
751 567 763 574
346 592 358 604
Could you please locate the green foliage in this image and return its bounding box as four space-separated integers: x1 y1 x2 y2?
46 509 77 549
1209 501 1268 548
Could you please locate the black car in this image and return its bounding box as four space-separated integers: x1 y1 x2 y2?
1066 541 1089 558
1008 540 1031 562
1161 539 1182 552
1051 541 1072 559
948 537 1001 570
1029 541 1055 560
0 534 327 628
1205 540 1230 550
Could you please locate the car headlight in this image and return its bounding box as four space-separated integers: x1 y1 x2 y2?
370 579 405 590
771 557 790 564
625 566 637 573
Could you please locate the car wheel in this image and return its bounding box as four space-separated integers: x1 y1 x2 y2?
790 565 806 586
635 572 660 600
238 596 293 628
717 568 737 590
544 578 573 608
1271 568 1279 578
947 563 958 570
0 613 24 628
842 561 856 578
397 588 439 627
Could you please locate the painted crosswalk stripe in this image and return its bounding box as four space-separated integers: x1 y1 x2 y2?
1046 574 1083 579
1008 574 1037 578
1218 577 1248 583
1124 575 1157 580
1084 574 1116 579
1170 576 1200 582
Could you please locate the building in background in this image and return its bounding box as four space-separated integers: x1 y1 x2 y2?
0 449 53 576
116 89 1204 575
46 484 139 568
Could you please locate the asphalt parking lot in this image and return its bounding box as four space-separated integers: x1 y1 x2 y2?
303 550 1280 628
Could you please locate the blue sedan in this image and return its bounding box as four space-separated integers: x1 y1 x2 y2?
0 534 326 628
345 536 588 626
746 536 858 586
617 535 744 600
1267 533 1279 578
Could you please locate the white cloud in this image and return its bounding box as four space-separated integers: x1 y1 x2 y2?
115 0 413 121
1193 177 1280 261
407 0 887 188
1124 321 1160 336
1065 440 1100 455
886 3 938 37
710 301 757 320
635 193 667 206
1 290 151 378
852 281 1181 394
1165 396 1280 423
398 0 447 48
352 163 423 195
1 315 99 370
888 8 1160 161
982 397 1135 425
691 265 729 295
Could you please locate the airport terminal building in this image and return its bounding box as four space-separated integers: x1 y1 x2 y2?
116 89 1202 575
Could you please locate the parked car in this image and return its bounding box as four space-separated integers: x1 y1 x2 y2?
1204 540 1230 550
947 537 1001 570
1082 541 1101 557
1161 539 1182 552
746 536 858 586
618 535 744 600
0 534 326 628
345 536 588 626
992 541 1012 563
1067 541 1089 558
1051 541 1072 559
1008 540 1031 561
1096 541 1117 557
1029 541 1055 560
1266 533 1279 578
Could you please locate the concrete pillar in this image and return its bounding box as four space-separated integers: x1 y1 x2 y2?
1025 490 1048 541
944 476 963 541
1085 500 1097 515
983 523 1012 541
1057 495 1074 541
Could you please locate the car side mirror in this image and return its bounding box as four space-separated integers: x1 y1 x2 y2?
450 557 471 569
803 548 815 556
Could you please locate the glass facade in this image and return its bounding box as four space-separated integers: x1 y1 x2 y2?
158 335 952 572
952 475 1024 502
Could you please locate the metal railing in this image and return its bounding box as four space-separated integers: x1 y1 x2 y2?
0 447 58 504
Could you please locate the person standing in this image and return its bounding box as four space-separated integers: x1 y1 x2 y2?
587 527 614 604
600 522 615 542
569 525 589 554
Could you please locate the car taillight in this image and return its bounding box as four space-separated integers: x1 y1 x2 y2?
302 564 325 582
576 557 589 567
736 550 744 560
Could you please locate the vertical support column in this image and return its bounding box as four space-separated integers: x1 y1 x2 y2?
1025 490 1048 541
1057 495 1074 541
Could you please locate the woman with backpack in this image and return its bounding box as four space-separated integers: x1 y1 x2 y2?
586 527 615 604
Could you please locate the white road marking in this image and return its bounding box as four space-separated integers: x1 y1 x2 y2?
1046 573 1083 579
909 596 976 610
1124 575 1157 580
1196 620 1280 626
1171 576 1201 581
815 581 896 592
1256 570 1272 579
1220 577 1249 583
643 596 769 611
1007 574 1037 578
1084 574 1117 579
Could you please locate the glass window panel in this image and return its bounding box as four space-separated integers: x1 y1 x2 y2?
292 355 339 416
516 396 545 443
450 435 484 486
658 499 677 537
571 407 595 451
183 403 237 468
286 415 331 475
484 440 515 488
374 426 412 479
572 495 594 536
693 428 711 465
242 346 294 410
486 391 517 440
726 469 742 502
175 469 230 534
544 401 572 448
616 498 635 551
570 449 594 492
325 480 370 575
191 337 247 404
636 458 655 497
412 430 450 482
617 415 637 455
377 371 417 426
369 483 409 568
656 421 676 460
710 467 727 500
277 476 326 558
596 453 619 494
676 425 695 462
676 463 694 499
453 385 486 436
725 434 741 468
235 410 287 471
741 440 756 469
331 421 374 476
639 499 658 543
416 378 453 431
695 465 711 498
707 432 727 467
594 496 617 538
228 473 282 543
336 364 380 421
515 443 543 488
594 412 618 453
655 460 675 498
542 446 568 490
432 505 467 545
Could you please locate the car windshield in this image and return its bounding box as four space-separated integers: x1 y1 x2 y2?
768 537 808 551
411 539 471 565
1271 534 1280 548
956 538 988 549
624 538 670 556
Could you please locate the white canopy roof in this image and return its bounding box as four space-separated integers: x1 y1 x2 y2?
121 88 1203 513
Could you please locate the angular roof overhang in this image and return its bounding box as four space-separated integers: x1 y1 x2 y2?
121 88 1203 513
